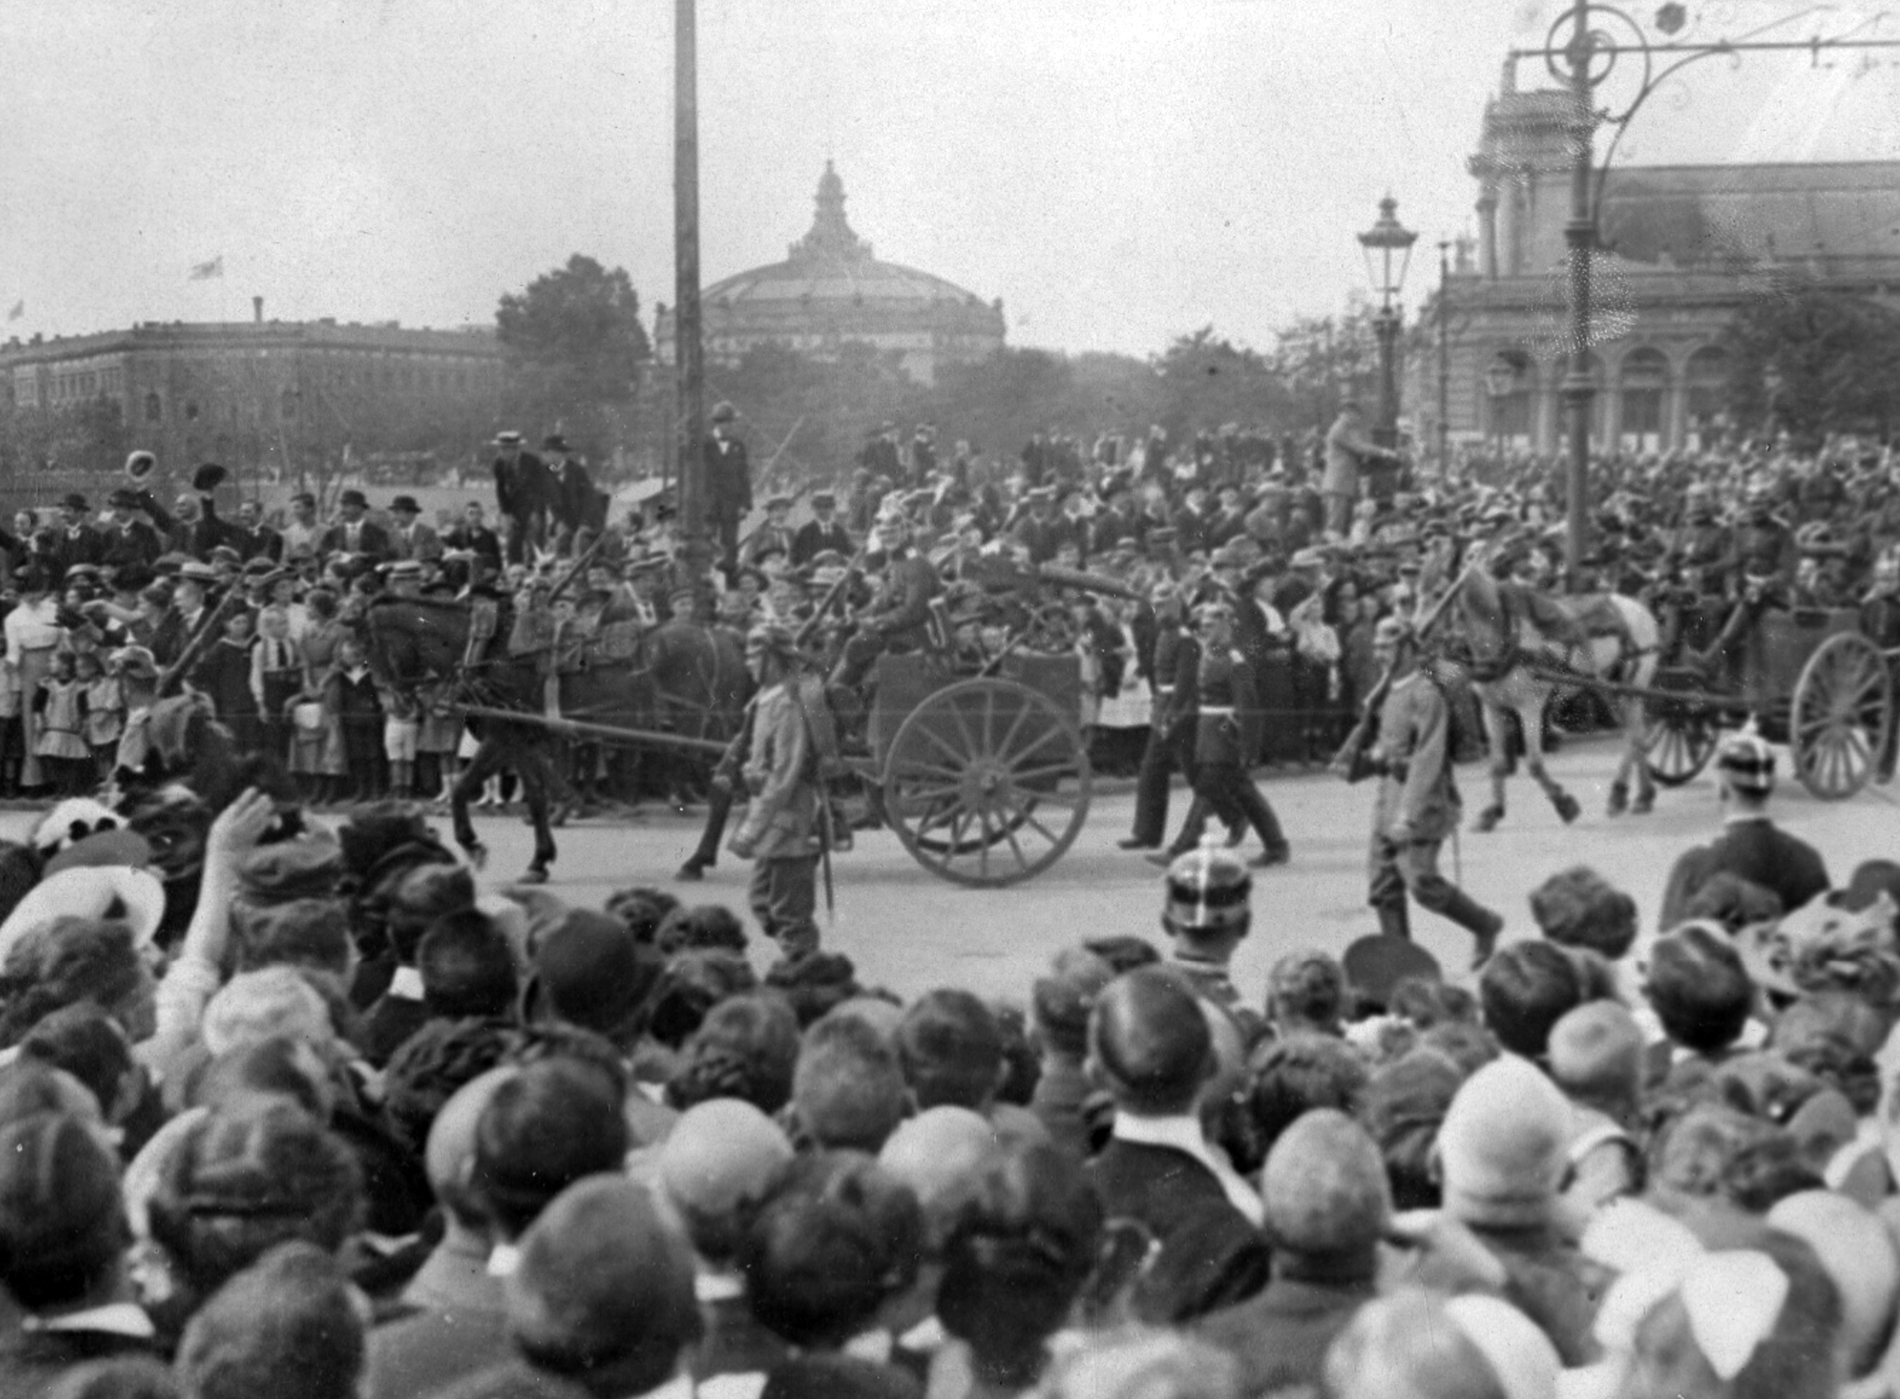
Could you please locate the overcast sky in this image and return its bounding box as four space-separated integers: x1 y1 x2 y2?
3 0 1895 356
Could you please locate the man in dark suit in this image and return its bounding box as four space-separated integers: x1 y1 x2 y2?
444 501 504 577
544 434 607 545
1661 732 1830 920
704 402 752 573
387 495 441 563
320 489 394 561
1083 967 1261 1245
492 430 557 564
48 492 106 575
791 492 853 567
229 498 283 563
101 488 166 570
857 422 901 482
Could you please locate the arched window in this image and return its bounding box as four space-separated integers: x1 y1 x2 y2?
1617 348 1670 452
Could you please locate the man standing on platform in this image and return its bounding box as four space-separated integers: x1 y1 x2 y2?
1363 616 1503 967
1322 402 1400 539
705 402 753 575
492 431 556 564
729 624 823 957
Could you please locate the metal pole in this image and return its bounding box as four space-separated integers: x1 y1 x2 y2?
1374 305 1400 450
1561 0 1595 590
1436 240 1451 480
674 0 710 606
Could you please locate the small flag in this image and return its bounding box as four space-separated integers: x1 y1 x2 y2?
189 255 224 281
5 300 21 322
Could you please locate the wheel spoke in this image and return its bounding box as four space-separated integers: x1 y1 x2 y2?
1010 760 1079 783
1001 818 1033 872
1023 788 1083 809
997 694 1033 755
916 721 968 768
1020 808 1064 846
982 689 997 751
894 757 965 783
950 696 977 755
1007 722 1069 766
914 799 961 840
899 781 965 804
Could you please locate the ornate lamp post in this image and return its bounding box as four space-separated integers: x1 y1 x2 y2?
1511 1 1900 587
1357 196 1418 452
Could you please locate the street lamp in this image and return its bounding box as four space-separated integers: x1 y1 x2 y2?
1486 357 1516 461
1509 1 1900 587
1357 195 1418 452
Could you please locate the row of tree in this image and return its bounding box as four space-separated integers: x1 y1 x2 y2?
2 255 1894 500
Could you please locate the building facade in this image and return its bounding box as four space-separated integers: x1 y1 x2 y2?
0 309 501 497
654 162 1007 386
1412 76 1900 457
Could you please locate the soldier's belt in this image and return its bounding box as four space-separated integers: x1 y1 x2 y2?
1199 706 1237 716
1381 760 1410 780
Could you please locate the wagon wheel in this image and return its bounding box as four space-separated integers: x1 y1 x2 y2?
1642 668 1717 787
883 677 1090 887
1790 632 1892 800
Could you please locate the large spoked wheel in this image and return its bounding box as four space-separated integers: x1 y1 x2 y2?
883 678 1090 887
1642 668 1717 787
1790 632 1892 800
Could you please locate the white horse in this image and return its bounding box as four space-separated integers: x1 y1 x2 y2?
1451 564 1662 832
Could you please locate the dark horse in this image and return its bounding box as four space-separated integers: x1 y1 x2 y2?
366 597 746 882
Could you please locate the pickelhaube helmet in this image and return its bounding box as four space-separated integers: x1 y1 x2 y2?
1716 732 1776 795
1164 843 1252 930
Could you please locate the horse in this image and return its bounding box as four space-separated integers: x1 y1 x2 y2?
1449 563 1661 833
365 596 745 882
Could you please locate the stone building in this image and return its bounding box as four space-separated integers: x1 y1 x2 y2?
1414 73 1900 457
0 305 500 495
655 162 1006 386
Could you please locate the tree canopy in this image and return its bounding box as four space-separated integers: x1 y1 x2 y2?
496 254 652 461
1721 283 1900 447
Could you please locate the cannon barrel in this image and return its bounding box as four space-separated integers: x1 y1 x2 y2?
1034 563 1142 601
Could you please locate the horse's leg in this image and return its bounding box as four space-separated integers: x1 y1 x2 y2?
1521 693 1580 824
452 738 500 870
517 736 558 881
1474 690 1509 833
1628 696 1658 814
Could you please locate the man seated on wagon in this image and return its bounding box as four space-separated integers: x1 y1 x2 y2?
828 513 941 696
1690 474 1797 677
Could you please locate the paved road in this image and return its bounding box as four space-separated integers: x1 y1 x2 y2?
19 736 1893 1007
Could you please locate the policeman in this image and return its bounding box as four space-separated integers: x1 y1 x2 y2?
1158 843 1254 1030
1365 616 1504 967
1149 600 1289 869
1121 581 1197 851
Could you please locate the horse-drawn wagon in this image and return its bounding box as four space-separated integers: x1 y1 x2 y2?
858 649 1092 887
1642 606 1895 800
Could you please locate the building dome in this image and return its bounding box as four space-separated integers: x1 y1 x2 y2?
656 163 1005 384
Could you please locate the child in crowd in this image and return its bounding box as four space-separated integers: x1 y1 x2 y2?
252 605 306 767
76 649 123 779
327 635 385 801
194 609 261 752
0 638 20 797
32 650 92 795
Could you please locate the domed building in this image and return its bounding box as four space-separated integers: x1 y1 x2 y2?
655 162 1006 385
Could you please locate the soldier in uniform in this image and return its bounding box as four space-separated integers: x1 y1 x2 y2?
729 623 826 956
1149 601 1289 868
1158 844 1257 1037
829 514 941 693
1695 474 1797 674
1363 616 1503 967
1121 582 1196 851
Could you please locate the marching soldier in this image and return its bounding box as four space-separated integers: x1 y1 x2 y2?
1363 616 1503 967
1149 600 1289 868
729 623 826 956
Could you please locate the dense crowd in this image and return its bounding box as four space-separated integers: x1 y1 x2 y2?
0 414 1891 1398
0 700 1891 1399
